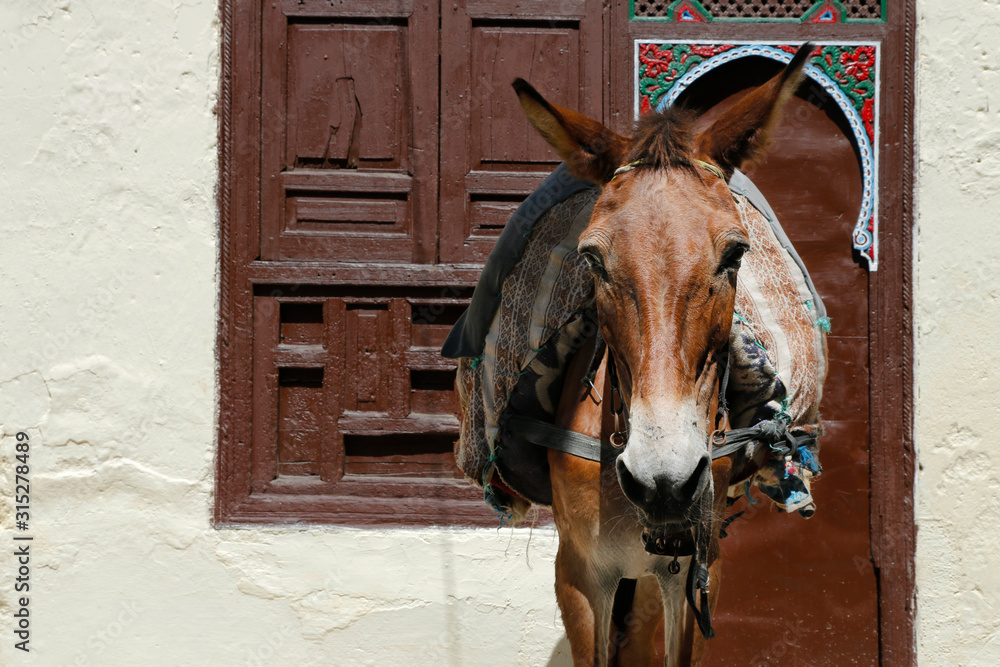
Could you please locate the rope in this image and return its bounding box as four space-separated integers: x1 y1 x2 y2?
712 418 817 461
686 491 716 638
693 158 726 181
610 159 647 180
612 158 726 182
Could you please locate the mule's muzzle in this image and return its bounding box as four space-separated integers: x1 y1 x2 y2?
616 453 711 526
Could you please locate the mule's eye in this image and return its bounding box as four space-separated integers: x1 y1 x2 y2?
579 247 608 280
719 242 749 275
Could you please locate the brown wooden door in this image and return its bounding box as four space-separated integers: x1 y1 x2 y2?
602 5 914 661
678 61 879 665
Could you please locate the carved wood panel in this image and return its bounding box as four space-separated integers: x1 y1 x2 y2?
260 0 437 263
250 292 470 500
632 0 884 22
439 0 604 263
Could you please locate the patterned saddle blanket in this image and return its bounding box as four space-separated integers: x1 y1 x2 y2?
443 165 829 523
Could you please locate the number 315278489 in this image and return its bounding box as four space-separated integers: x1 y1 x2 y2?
15 432 30 527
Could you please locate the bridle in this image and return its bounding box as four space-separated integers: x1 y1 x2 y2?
602 335 819 639
597 157 742 638
508 158 821 639
605 350 629 448
507 345 728 637
603 346 728 640
598 157 797 638
606 348 736 454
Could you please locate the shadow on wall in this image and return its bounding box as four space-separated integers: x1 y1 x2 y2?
547 637 573 666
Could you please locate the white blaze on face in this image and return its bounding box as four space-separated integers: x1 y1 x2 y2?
617 396 710 510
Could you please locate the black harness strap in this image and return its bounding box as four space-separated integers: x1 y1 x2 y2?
505 415 605 462
719 510 745 539
504 415 788 465
685 490 717 638
582 328 606 392
606 351 629 448
686 558 715 638
504 413 784 465
714 349 731 429
712 419 819 461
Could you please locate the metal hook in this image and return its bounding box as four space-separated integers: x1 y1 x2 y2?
584 378 602 405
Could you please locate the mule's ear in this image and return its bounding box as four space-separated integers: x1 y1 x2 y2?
513 78 629 184
696 43 812 178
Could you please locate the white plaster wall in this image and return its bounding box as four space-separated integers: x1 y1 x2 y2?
0 2 569 665
1 0 998 664
914 1 1000 665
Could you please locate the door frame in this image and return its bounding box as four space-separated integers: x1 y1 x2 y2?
605 2 916 663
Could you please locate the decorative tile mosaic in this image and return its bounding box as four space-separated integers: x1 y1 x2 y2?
635 41 880 269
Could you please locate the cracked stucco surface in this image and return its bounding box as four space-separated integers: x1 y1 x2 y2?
914 1 1000 665
0 0 995 664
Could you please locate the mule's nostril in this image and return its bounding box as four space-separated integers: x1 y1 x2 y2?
680 454 711 502
616 457 655 510
617 452 710 521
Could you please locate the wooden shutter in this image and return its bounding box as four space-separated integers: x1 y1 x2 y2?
221 0 608 526
260 0 438 263
220 0 493 526
439 0 603 263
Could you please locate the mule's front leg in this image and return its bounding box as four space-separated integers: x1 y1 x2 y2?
612 574 665 667
554 544 617 667
654 567 691 667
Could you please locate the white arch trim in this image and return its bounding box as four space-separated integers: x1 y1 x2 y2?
634 41 880 270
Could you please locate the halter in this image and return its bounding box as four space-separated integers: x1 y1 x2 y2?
604 157 748 639
604 348 719 639
606 351 629 448
610 157 727 181
507 156 818 639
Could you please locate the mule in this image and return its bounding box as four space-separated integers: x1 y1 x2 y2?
511 45 813 666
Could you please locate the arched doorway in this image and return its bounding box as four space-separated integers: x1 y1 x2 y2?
676 51 878 665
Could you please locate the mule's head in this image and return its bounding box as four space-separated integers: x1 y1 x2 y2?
514 47 809 533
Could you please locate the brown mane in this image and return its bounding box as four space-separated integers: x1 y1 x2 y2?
623 107 698 171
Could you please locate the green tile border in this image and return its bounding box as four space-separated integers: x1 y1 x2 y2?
628 0 887 24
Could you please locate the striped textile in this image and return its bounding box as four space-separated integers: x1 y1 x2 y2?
456 187 599 521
